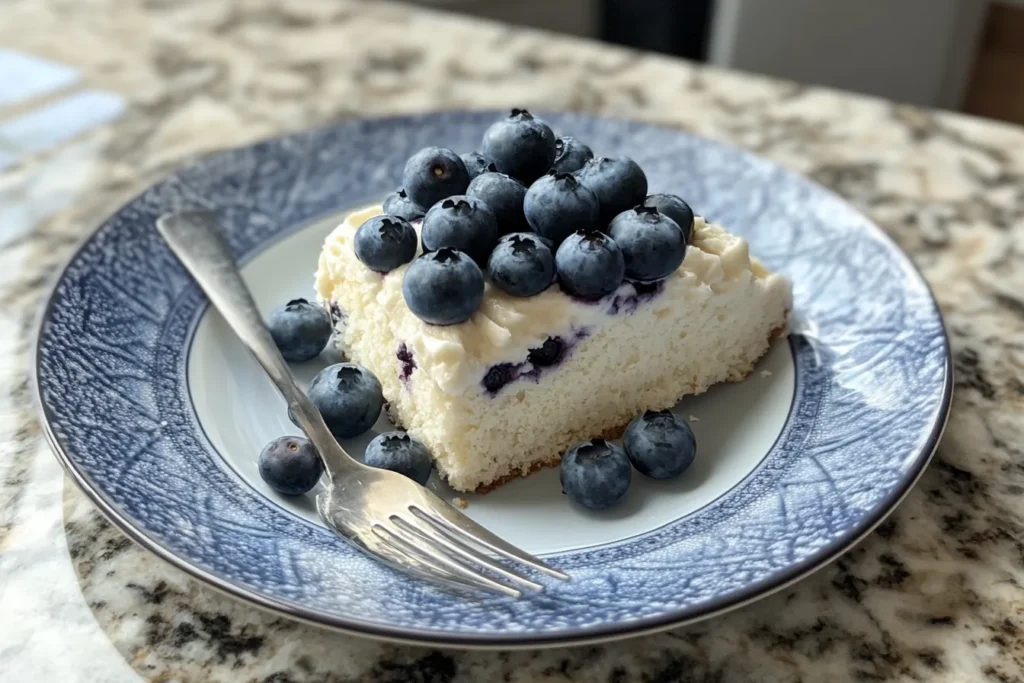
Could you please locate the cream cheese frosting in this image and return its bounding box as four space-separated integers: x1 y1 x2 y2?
314 205 788 395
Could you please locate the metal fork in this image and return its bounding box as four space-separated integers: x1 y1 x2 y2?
156 211 568 597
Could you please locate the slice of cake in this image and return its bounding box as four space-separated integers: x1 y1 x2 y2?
315 204 790 492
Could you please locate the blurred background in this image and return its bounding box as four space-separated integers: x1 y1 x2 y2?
405 0 1024 126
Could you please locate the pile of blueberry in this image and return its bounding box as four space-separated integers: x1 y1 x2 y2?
356 108 695 325
561 410 697 510
258 301 433 496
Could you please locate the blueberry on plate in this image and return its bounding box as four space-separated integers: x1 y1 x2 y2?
487 232 555 297
382 189 426 222
560 438 632 510
461 151 492 180
575 156 648 225
258 436 324 496
555 229 625 299
643 193 695 243
354 214 418 273
421 195 499 267
308 363 384 439
466 171 528 235
524 172 601 246
267 298 332 362
402 248 485 325
364 431 433 485
481 108 556 185
551 136 593 174
608 206 686 282
623 410 696 479
402 147 471 209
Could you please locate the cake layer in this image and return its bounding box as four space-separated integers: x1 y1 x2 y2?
315 205 791 492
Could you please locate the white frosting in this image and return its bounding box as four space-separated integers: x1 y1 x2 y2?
315 205 788 395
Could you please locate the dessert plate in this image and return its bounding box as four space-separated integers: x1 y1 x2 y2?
34 111 951 648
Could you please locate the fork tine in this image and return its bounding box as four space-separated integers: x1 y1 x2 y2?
411 504 570 580
373 524 523 598
371 538 497 595
374 531 513 595
317 492 481 592
391 515 544 593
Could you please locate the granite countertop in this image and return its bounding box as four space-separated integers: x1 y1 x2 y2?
2 1 1024 681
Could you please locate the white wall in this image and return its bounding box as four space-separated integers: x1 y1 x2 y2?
405 0 600 37
709 0 989 108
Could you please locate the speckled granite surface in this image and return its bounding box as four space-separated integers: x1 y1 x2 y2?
2 1 1024 681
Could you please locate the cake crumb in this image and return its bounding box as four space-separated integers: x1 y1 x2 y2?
688 415 700 423
761 370 773 378
453 497 469 509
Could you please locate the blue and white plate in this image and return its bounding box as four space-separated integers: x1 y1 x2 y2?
34 111 951 648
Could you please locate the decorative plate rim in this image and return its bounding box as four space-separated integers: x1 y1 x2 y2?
31 111 953 648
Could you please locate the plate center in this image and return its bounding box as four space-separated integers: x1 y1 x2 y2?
188 211 796 555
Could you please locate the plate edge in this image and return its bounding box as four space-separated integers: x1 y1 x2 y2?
28 111 956 649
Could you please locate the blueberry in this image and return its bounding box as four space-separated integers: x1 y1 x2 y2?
354 214 418 273
402 248 485 325
402 147 470 209
575 157 648 225
466 171 528 235
481 108 556 185
555 230 625 299
397 342 417 381
364 431 434 485
461 151 493 180
483 363 516 394
643 194 694 243
487 232 555 297
623 410 696 479
268 298 332 362
528 337 564 367
551 136 593 174
421 195 499 267
524 172 600 246
608 206 686 282
382 189 426 222
308 363 384 439
560 439 631 510
258 436 324 496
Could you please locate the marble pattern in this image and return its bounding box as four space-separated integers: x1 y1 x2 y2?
1 0 1023 680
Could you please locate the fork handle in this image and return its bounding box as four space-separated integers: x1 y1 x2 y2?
156 211 357 477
